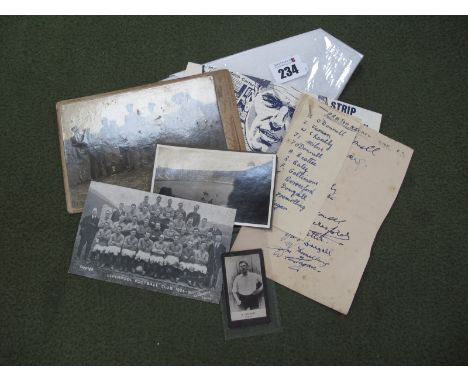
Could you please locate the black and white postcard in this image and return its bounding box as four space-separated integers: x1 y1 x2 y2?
69 181 236 303
151 145 276 228
57 71 244 213
221 249 270 328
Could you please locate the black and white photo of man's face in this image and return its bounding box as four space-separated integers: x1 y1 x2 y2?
246 88 296 153
239 261 248 275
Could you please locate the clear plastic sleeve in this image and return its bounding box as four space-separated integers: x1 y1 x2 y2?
172 29 363 99
220 278 282 340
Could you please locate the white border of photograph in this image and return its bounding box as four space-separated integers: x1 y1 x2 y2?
150 145 276 229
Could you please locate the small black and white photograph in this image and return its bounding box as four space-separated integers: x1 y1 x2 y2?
222 249 270 328
150 145 276 228
57 71 244 214
69 181 236 303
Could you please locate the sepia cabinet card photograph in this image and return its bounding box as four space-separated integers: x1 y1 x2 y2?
69 181 236 304
221 249 270 328
151 145 276 228
57 70 244 214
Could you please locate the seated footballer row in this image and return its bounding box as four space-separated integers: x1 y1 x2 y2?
75 195 228 288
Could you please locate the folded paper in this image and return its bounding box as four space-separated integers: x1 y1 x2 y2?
232 126 413 314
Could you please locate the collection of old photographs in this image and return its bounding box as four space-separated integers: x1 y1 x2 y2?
71 182 236 303
57 71 244 213
59 69 276 333
57 29 413 337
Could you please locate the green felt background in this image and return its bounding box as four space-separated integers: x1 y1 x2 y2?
1 16 467 365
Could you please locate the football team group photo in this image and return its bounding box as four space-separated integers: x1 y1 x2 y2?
70 182 236 301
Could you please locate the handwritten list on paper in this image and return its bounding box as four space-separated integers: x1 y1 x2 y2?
232 126 414 314
272 95 360 240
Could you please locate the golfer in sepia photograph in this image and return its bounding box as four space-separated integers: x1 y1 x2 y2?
151 145 276 228
222 250 270 327
69 181 236 303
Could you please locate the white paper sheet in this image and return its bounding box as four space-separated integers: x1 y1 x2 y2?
232 119 413 314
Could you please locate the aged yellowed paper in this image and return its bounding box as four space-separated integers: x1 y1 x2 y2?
272 95 360 239
232 126 413 314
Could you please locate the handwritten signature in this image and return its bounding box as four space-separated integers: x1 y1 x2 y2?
269 245 330 273
352 139 381 156
309 218 349 244
285 252 330 272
